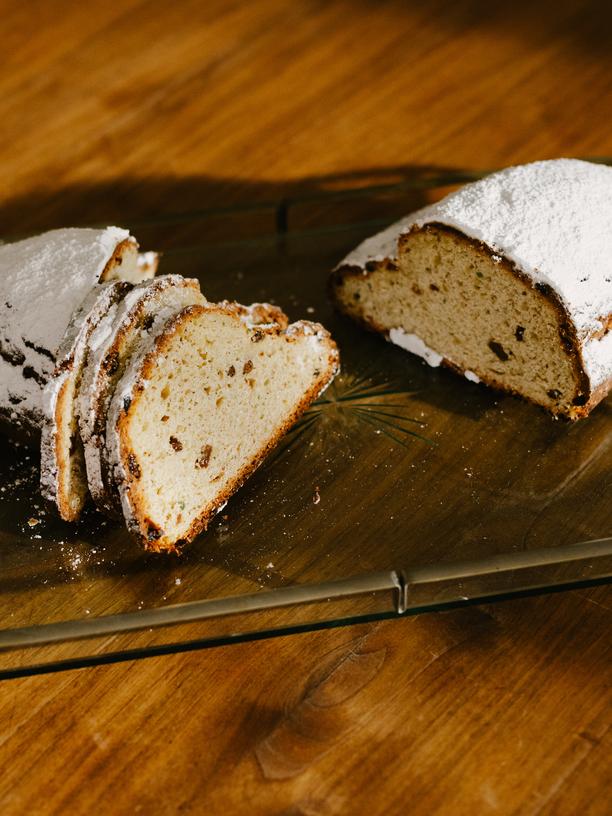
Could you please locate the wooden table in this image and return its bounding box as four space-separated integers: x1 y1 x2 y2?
1 2 611 813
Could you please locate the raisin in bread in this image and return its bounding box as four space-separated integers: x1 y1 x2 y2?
106 301 339 551
330 159 612 419
78 275 205 512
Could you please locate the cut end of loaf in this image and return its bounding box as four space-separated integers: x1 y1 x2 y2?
40 234 159 522
100 237 141 284
40 371 85 521
111 302 339 552
331 224 596 419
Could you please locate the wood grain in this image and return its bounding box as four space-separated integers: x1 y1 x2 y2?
0 1 610 813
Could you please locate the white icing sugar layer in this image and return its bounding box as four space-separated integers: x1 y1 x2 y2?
389 328 443 367
340 219 408 269
0 227 130 419
389 331 481 385
581 330 612 391
339 160 612 390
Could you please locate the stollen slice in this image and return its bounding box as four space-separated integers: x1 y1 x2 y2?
78 274 206 512
38 243 158 521
106 301 340 551
40 281 133 520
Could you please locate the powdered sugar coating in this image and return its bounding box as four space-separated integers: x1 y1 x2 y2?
338 159 612 389
388 328 482 385
340 219 409 271
232 301 288 330
0 227 130 421
582 329 612 388
137 252 159 278
388 328 443 367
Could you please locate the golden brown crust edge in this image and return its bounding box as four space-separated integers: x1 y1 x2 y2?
329 223 608 420
49 376 82 521
115 302 340 552
99 237 138 282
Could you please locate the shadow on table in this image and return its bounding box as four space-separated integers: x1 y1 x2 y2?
0 164 463 239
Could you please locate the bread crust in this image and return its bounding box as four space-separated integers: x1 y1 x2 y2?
99 237 137 282
113 302 339 552
330 223 608 420
41 372 72 518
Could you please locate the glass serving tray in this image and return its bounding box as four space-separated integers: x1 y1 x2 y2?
1 168 611 678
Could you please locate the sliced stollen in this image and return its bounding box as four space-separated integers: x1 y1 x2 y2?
330 159 612 419
0 227 154 432
106 301 339 552
103 300 293 516
39 245 158 521
78 275 205 513
40 282 133 521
